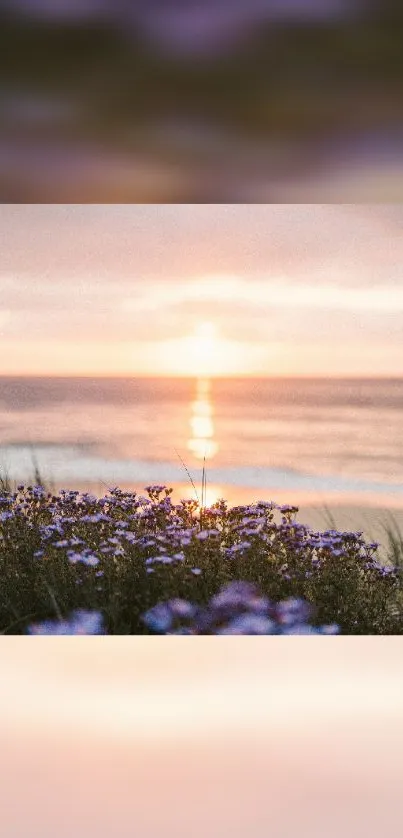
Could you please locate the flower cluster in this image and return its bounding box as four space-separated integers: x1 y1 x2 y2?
28 610 103 635
0 483 401 634
142 582 340 635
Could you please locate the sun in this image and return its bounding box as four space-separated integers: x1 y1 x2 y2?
188 321 218 376
159 320 221 377
195 321 216 339
154 319 251 377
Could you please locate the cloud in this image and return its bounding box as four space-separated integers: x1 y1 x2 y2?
2 273 403 350
123 277 403 314
1 205 402 374
1 204 403 286
0 309 11 330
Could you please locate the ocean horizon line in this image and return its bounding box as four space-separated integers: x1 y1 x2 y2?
1 373 403 382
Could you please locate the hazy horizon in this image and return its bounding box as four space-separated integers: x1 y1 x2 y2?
2 372 403 380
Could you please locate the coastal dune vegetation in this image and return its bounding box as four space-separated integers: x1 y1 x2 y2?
0 478 402 635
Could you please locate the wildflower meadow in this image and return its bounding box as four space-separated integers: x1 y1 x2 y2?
0 483 402 635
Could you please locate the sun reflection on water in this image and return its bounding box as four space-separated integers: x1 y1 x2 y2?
187 377 219 461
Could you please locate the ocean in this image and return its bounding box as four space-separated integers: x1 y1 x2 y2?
1 376 403 510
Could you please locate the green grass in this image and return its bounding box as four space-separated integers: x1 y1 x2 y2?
381 513 403 581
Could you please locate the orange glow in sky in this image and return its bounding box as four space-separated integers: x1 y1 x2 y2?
187 321 219 376
1 204 403 377
156 320 252 377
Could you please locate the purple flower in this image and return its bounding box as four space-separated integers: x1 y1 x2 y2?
81 513 110 523
217 614 277 635
275 598 312 627
226 541 251 555
241 526 263 536
146 555 173 566
377 565 397 577
169 599 197 619
319 624 340 635
81 493 97 504
68 551 99 567
28 610 103 635
211 581 262 611
142 603 174 633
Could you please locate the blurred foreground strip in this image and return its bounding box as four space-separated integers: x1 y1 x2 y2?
26 588 340 636
28 610 104 635
2 3 403 201
142 584 340 635
1 133 403 202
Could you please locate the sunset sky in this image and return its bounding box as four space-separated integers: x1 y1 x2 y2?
1 204 402 377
